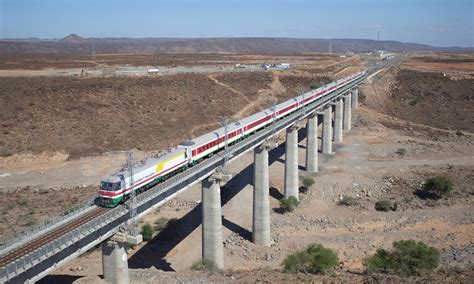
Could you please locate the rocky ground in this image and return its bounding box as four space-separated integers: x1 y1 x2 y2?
0 69 342 158
2 52 473 283
0 53 360 241
43 102 474 282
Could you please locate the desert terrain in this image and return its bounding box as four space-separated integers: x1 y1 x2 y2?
0 53 353 239
0 52 473 283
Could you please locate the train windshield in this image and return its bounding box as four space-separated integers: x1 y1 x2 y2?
100 182 121 191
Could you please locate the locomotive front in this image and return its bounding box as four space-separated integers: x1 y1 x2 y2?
98 174 123 207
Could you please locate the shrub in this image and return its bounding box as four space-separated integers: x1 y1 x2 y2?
423 176 453 198
338 196 357 206
364 240 439 277
301 177 315 189
392 202 398 211
154 217 170 231
140 223 155 241
365 248 392 272
299 176 315 194
282 244 339 274
375 200 397 212
395 148 407 156
279 196 299 212
191 258 217 271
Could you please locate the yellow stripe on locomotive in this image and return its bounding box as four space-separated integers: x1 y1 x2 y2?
156 153 185 173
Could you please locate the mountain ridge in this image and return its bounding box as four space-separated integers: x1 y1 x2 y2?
0 35 471 54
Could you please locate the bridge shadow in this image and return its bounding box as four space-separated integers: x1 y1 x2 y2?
275 158 306 171
38 275 82 284
269 186 283 200
128 127 307 271
276 128 309 171
222 217 252 241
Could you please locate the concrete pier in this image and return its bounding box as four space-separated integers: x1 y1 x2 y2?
343 92 352 131
321 105 332 154
102 241 130 284
253 140 277 246
351 89 359 109
284 123 302 200
202 175 224 269
334 98 343 142
305 113 318 173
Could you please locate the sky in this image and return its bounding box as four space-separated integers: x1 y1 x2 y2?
1 0 473 47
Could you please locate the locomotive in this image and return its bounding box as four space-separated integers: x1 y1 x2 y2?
98 71 365 207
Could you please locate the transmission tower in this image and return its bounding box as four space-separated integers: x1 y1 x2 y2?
127 151 137 236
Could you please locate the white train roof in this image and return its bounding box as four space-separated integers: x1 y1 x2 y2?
101 148 185 182
179 72 364 149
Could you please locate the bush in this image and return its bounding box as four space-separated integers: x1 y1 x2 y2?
279 196 299 212
282 244 339 274
191 258 217 271
395 148 407 156
375 200 397 212
423 176 453 198
299 177 315 194
338 196 357 206
154 217 170 231
301 177 315 189
364 240 439 277
140 223 155 241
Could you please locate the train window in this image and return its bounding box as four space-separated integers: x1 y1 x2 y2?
100 182 120 191
112 182 121 191
100 182 109 191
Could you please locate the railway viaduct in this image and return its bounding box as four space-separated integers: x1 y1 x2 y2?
201 87 359 271
0 55 404 283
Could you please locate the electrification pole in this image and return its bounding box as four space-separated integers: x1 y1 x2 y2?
127 151 137 236
272 101 277 136
223 116 229 170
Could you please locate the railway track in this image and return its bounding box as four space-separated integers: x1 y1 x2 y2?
0 206 109 267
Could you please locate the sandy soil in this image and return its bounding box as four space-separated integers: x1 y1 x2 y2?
402 52 474 75
3 52 473 283
42 103 474 283
0 53 353 70
0 54 364 240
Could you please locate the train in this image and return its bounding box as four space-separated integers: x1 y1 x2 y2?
98 71 365 207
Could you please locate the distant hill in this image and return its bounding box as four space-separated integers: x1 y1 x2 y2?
60 34 85 43
0 35 471 54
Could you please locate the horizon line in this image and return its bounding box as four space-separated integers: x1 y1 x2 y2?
1 35 472 49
